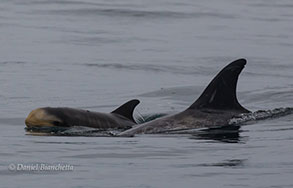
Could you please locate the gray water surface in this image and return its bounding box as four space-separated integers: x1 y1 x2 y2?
1 0 293 187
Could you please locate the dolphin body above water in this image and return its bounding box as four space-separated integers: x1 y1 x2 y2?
25 99 140 129
119 59 250 136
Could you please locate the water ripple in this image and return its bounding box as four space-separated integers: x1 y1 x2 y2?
33 8 236 20
85 63 210 75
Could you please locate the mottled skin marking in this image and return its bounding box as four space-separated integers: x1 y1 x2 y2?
25 108 61 127
120 109 243 135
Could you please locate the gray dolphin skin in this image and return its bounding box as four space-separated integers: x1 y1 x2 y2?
119 59 250 136
25 99 140 129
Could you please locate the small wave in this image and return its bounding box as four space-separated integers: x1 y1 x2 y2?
23 0 98 6
34 8 235 20
229 107 293 125
249 2 293 8
198 159 247 168
36 8 191 19
0 61 26 65
26 0 143 9
25 126 118 137
85 63 210 75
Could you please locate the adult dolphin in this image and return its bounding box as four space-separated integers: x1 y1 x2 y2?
25 99 140 129
119 59 250 136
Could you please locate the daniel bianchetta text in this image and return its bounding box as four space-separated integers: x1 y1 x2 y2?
9 163 74 171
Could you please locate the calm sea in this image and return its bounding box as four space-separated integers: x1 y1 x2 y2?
0 0 293 187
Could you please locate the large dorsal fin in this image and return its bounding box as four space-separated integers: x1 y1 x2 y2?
188 59 250 113
111 99 140 123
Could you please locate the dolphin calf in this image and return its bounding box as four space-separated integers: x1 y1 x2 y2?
119 59 250 136
25 99 140 129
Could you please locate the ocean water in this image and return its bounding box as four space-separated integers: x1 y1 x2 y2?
1 0 293 187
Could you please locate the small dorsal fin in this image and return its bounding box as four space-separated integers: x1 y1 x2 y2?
188 59 250 113
111 99 140 123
